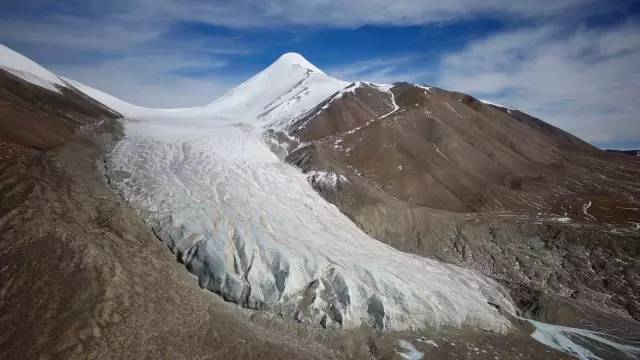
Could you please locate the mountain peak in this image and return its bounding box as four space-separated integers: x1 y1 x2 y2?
273 52 324 74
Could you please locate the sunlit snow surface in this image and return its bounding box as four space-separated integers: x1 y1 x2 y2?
526 319 640 360
0 44 68 92
107 117 514 331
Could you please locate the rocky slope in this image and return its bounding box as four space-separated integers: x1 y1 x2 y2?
278 81 640 339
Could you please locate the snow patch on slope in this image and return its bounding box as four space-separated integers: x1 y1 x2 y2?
479 99 516 111
379 84 400 119
0 44 67 92
526 319 640 360
307 170 347 189
397 340 424 360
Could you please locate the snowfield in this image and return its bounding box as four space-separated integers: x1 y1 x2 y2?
108 118 515 332
0 44 68 92
97 53 516 332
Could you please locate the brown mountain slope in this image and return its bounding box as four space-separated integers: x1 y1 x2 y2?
0 69 120 149
278 82 640 330
288 82 637 219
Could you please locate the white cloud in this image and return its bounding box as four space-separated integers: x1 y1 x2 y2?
435 22 640 148
140 0 595 28
52 53 235 108
326 56 430 84
0 7 255 107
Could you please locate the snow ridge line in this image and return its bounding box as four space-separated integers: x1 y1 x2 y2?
380 85 400 119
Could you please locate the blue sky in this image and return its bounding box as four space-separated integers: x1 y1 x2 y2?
1 0 639 148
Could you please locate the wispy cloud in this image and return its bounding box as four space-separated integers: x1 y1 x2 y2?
93 0 595 28
52 53 234 107
435 22 640 147
0 3 257 107
326 56 431 84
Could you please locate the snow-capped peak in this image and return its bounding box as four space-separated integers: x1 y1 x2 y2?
67 51 348 126
273 52 324 74
0 44 67 93
201 52 348 128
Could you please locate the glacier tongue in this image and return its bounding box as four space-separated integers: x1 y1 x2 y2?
107 115 515 332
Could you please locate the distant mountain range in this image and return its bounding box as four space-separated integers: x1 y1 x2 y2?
607 149 640 156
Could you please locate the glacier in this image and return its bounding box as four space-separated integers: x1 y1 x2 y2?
107 120 516 331
0 45 515 332
92 53 516 332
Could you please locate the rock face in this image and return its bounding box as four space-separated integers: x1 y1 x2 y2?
282 81 640 326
